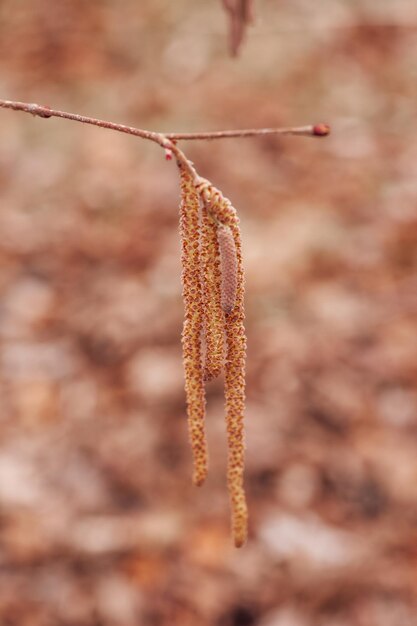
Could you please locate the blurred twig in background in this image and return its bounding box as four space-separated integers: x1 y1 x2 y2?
222 0 255 56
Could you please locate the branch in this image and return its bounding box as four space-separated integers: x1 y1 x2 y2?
0 99 166 146
0 99 330 147
166 124 330 140
0 96 330 548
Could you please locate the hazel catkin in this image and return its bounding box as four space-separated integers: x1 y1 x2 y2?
217 223 238 316
201 204 225 381
223 220 248 547
178 164 208 487
178 166 248 546
196 177 248 546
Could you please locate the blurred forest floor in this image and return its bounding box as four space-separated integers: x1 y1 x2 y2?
0 1 417 624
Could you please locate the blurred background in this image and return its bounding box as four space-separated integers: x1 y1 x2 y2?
0 1 417 624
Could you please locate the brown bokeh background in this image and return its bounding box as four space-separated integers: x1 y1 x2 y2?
1 1 417 624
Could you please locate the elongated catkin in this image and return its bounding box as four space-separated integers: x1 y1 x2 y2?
217 224 238 315
178 164 208 487
197 177 248 546
224 218 248 547
201 205 225 381
179 169 248 545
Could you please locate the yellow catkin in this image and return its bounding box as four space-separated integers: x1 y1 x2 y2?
178 164 208 487
224 218 248 547
197 177 248 547
201 204 225 381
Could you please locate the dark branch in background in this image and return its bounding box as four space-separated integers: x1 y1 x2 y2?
222 0 255 56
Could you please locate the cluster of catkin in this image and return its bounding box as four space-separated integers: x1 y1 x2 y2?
178 161 248 548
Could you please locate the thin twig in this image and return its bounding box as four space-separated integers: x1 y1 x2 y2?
0 99 165 145
167 124 330 140
0 99 330 145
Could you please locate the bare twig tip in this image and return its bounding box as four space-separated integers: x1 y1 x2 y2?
313 123 331 137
